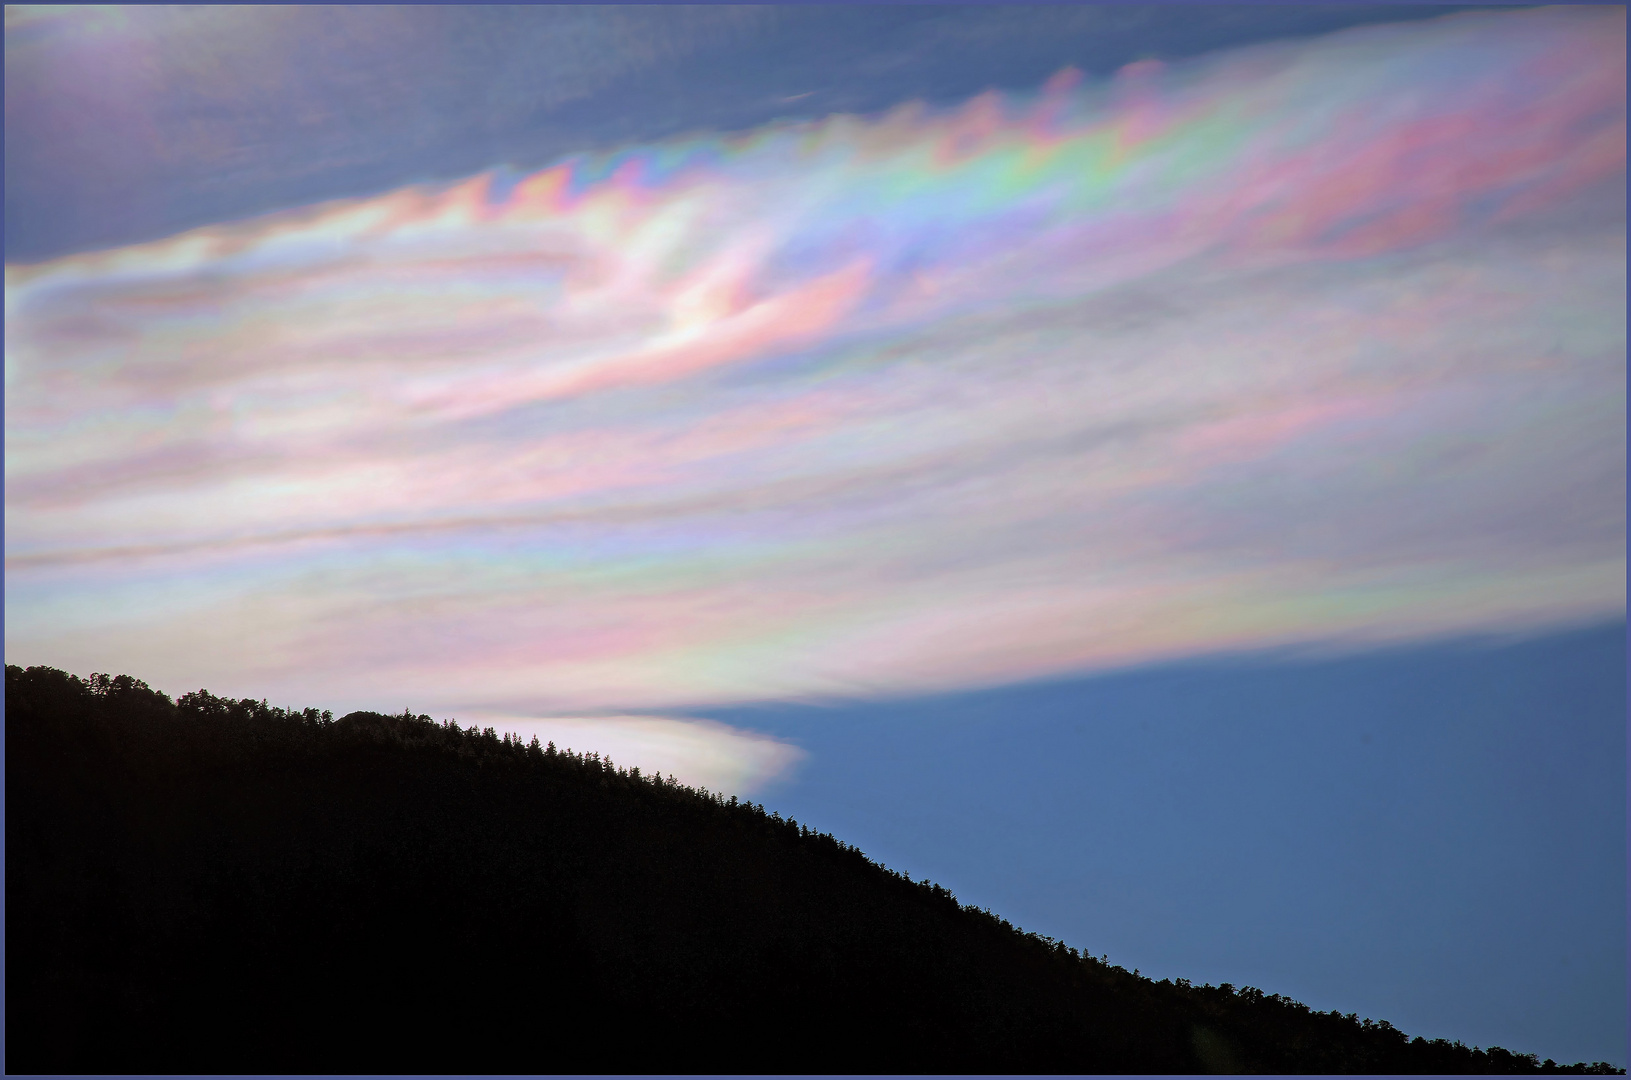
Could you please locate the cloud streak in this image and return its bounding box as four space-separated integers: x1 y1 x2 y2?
6 6 1624 720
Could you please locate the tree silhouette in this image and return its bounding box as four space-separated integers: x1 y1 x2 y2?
6 663 1623 1075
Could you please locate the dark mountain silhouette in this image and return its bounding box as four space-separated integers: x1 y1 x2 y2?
7 664 1623 1075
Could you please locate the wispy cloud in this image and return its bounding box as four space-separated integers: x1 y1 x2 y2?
5 6 1623 717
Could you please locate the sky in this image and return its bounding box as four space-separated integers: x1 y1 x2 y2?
4 4 1625 1066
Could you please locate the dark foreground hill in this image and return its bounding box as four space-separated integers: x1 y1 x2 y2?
6 665 1623 1075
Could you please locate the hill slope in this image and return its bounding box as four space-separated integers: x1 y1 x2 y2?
6 664 1622 1074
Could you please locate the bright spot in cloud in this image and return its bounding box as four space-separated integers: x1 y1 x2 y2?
469 714 806 797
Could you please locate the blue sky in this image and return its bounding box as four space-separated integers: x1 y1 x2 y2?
5 4 1624 1067
702 620 1627 1066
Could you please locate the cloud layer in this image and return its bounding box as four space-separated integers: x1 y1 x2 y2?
6 7 1624 722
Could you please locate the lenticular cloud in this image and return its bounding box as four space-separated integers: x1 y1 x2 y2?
5 6 1624 717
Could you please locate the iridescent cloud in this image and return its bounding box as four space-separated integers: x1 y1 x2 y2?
6 7 1624 735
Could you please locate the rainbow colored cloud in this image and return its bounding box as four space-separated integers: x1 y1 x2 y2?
6 6 1624 745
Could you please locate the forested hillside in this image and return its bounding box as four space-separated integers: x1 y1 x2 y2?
6 664 1623 1074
